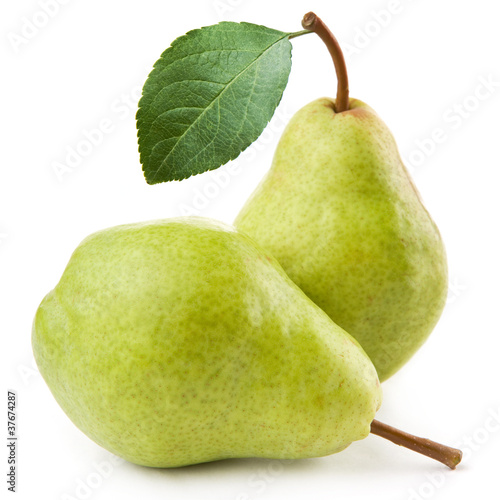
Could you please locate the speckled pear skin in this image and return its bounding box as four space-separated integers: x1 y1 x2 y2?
235 98 448 381
32 217 381 468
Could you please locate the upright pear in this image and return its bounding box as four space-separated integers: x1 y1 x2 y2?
236 11 448 382
235 97 447 381
32 217 382 467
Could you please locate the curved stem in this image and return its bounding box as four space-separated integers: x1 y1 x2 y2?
371 420 463 470
301 12 349 113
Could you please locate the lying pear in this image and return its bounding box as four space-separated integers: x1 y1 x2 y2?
235 14 448 381
32 217 382 467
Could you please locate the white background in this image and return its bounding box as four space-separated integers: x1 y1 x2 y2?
2 0 500 499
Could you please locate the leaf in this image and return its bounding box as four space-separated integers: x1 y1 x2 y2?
136 22 293 184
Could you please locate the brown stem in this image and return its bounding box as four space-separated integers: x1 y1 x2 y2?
301 12 349 112
370 420 463 470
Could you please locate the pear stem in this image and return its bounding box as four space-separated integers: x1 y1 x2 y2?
301 12 349 113
370 420 463 470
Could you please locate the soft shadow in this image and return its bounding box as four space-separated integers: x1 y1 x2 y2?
137 455 319 479
120 437 444 482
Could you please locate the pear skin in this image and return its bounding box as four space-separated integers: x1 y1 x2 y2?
236 98 448 381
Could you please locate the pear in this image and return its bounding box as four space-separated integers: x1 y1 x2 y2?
236 98 448 381
32 217 382 467
235 15 447 382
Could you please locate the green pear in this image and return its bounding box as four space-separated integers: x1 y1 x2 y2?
235 98 448 381
32 217 382 468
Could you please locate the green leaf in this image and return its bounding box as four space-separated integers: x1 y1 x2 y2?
136 22 293 184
